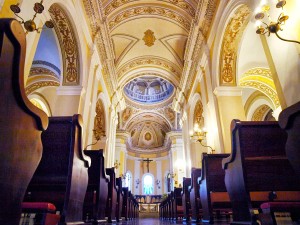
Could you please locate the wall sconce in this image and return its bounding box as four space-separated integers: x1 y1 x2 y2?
156 179 161 189
114 160 121 169
254 0 300 44
135 178 140 189
191 124 215 154
10 0 54 34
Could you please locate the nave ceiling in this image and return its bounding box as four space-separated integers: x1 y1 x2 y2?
83 0 220 156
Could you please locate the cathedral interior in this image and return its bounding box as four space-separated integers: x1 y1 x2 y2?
0 0 300 224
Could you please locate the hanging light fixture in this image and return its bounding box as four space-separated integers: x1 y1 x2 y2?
254 0 300 44
10 0 54 34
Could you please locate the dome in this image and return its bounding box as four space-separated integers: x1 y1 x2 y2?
123 76 174 104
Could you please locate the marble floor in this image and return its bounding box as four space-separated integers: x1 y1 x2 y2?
84 217 232 225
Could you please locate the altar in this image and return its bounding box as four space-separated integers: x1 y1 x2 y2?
139 203 159 213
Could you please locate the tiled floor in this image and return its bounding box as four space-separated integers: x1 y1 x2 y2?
86 217 232 225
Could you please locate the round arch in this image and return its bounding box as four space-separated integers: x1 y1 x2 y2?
211 0 252 89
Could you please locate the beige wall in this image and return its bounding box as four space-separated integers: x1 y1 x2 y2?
216 95 246 153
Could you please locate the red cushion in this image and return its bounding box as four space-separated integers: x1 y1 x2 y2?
22 202 56 212
261 202 300 210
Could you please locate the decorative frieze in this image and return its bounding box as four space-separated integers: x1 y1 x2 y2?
220 5 250 85
49 4 80 85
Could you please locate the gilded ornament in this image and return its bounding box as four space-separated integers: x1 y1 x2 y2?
220 6 250 85
143 29 156 47
118 57 181 78
252 105 270 121
49 4 79 85
26 81 60 95
94 100 106 140
108 6 191 31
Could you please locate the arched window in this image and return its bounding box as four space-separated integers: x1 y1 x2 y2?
143 174 153 195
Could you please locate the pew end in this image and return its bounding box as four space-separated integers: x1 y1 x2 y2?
0 18 49 225
223 119 300 225
24 115 89 224
198 153 231 224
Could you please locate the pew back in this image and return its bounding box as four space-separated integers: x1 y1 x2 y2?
189 168 202 222
106 167 118 222
116 177 123 222
0 18 48 225
25 115 89 223
181 177 191 221
222 119 300 223
198 153 230 223
83 149 108 222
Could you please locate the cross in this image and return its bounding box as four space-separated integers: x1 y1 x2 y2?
139 158 153 173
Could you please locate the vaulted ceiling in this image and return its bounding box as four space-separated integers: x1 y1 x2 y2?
83 0 220 156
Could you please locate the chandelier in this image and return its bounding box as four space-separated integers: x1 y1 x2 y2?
254 0 300 44
10 0 54 34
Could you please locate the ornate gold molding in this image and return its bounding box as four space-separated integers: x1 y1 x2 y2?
240 67 280 108
117 57 181 78
104 0 195 17
252 104 270 121
108 6 191 31
29 67 58 78
49 4 80 85
26 81 60 95
194 100 204 127
143 29 156 47
240 81 280 108
220 5 250 86
243 67 273 79
94 100 106 140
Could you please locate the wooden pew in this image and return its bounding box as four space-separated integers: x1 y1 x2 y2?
181 177 191 221
0 18 48 225
24 115 90 224
222 119 300 224
116 177 123 222
189 168 202 222
172 187 183 220
198 153 231 224
106 167 118 222
279 101 300 177
83 149 108 223
122 187 129 220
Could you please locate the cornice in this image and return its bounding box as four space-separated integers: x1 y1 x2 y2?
108 6 191 31
104 0 196 18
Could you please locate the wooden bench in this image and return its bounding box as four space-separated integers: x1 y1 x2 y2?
0 18 48 225
222 119 300 224
116 177 123 222
83 149 108 223
181 177 192 221
188 168 202 222
198 153 231 224
172 187 183 220
122 187 129 220
279 101 300 177
24 115 90 224
106 167 118 222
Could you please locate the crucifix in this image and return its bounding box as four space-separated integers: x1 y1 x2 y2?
139 158 153 173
